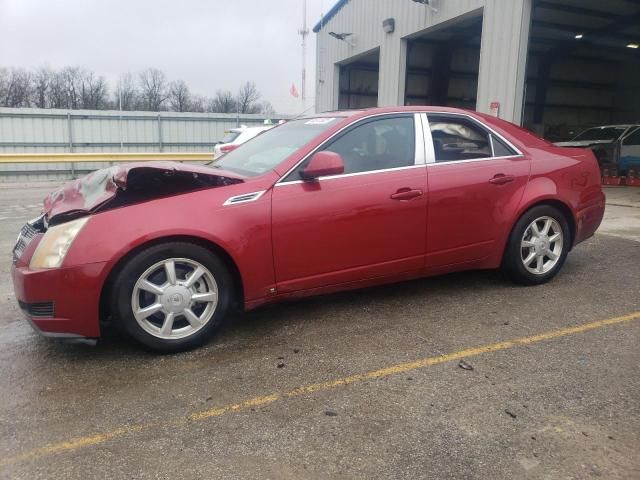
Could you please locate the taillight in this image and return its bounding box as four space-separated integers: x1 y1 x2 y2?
220 144 239 154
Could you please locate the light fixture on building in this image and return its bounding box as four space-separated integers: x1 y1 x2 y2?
329 31 356 47
574 34 583 39
627 43 639 49
382 18 395 34
412 0 438 12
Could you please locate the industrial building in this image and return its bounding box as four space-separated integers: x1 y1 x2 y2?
314 0 640 138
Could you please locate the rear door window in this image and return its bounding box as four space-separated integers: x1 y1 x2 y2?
623 128 640 146
221 131 241 143
427 115 492 162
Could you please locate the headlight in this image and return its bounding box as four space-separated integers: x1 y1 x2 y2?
29 217 90 269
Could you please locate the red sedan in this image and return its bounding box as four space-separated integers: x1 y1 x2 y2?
11 107 605 352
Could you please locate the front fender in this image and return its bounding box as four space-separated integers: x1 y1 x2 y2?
64 187 275 303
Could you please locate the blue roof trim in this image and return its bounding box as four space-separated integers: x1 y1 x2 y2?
313 0 349 33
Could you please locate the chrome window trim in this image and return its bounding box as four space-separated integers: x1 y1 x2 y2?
275 164 426 186
222 190 266 206
423 111 524 164
420 113 437 164
276 111 422 186
426 154 523 167
414 113 426 166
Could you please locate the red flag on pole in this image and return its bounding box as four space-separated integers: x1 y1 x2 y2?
290 83 300 98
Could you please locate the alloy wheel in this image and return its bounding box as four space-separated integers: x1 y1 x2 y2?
131 258 218 340
520 216 564 275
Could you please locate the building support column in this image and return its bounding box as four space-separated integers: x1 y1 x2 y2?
378 36 407 107
476 0 532 124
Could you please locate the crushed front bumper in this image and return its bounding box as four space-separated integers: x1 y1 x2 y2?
12 262 107 340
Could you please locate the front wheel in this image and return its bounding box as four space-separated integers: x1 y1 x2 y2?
503 205 571 285
111 242 234 353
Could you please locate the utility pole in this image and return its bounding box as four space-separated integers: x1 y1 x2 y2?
298 0 309 103
118 76 124 151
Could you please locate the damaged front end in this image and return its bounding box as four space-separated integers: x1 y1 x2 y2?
44 162 244 226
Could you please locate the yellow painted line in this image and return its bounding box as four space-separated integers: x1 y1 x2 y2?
0 152 213 163
2 311 639 468
187 394 281 421
2 425 147 467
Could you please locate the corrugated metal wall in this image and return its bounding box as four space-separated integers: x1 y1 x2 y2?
0 108 290 181
315 0 532 124
0 108 286 154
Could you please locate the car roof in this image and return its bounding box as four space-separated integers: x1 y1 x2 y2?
304 106 493 119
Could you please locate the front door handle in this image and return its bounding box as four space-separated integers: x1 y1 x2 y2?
390 188 424 200
489 174 515 185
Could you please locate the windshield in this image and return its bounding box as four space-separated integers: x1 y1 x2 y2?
212 117 341 176
220 130 241 144
573 127 626 142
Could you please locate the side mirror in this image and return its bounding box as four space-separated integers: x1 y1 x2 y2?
300 151 345 181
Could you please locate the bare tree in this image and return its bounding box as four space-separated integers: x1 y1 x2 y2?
0 68 8 106
168 79 191 112
114 73 138 110
32 67 52 108
138 68 168 111
1 68 32 107
47 70 69 109
190 94 207 113
236 81 261 114
0 65 278 116
60 66 84 109
208 89 236 113
80 71 108 109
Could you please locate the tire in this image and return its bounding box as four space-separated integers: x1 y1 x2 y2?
110 241 233 353
503 205 571 286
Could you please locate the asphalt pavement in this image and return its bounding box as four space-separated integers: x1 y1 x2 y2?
0 183 638 480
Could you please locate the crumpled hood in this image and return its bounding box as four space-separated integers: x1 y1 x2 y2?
43 161 243 224
554 140 614 148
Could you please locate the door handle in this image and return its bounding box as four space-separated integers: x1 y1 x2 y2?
489 174 515 185
390 188 423 200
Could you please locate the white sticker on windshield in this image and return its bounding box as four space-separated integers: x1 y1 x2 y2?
305 118 336 125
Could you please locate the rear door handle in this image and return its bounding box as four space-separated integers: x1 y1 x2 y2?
390 188 424 200
489 174 515 185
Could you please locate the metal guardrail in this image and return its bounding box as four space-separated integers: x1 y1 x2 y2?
0 152 213 163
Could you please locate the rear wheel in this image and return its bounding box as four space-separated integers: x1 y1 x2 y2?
503 205 570 285
111 242 233 353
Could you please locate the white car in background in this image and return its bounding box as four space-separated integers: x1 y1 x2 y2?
554 124 640 173
214 125 274 158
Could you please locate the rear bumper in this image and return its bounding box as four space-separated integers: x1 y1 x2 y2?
575 191 606 245
12 262 108 339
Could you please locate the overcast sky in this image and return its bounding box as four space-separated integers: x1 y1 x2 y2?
0 0 329 114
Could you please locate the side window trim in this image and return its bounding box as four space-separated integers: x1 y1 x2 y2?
422 112 523 165
622 127 640 146
277 112 424 185
420 113 436 164
414 113 427 166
